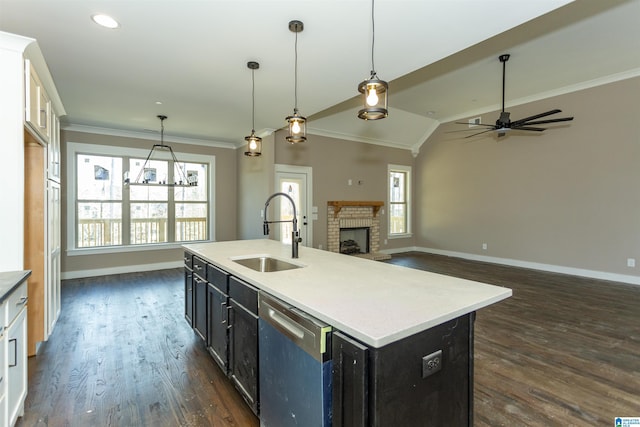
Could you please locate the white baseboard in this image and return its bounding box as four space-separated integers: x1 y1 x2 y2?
61 261 184 280
380 246 640 286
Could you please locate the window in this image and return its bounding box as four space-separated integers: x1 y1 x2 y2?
388 164 411 237
68 142 214 252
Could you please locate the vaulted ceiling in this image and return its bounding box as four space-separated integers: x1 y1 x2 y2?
1 0 639 153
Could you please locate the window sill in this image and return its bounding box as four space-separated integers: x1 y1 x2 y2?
67 241 213 256
388 233 413 240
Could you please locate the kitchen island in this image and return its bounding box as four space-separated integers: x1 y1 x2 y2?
184 239 511 426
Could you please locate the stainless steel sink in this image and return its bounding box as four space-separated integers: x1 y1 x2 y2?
232 256 303 272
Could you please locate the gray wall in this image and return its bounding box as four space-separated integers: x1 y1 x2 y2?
61 130 238 276
415 76 640 278
273 130 415 252
236 132 276 239
60 76 640 282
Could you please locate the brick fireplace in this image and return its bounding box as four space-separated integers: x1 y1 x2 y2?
327 201 390 260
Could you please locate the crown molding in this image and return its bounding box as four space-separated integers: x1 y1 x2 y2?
62 123 236 149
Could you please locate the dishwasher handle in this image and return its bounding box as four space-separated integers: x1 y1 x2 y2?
266 307 305 340
259 292 332 362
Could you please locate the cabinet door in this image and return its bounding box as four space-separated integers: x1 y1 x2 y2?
332 331 369 427
48 112 61 181
184 268 193 326
25 61 50 143
47 180 61 338
228 297 259 415
7 307 27 427
207 284 228 372
193 275 207 341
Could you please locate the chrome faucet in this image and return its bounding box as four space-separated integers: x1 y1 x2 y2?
263 192 302 258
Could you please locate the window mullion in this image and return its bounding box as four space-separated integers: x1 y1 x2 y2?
122 155 132 245
167 160 176 242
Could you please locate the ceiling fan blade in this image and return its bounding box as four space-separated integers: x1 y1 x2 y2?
454 122 495 128
512 126 545 131
510 109 562 127
464 129 495 138
519 116 574 126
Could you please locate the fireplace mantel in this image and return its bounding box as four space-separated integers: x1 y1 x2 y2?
327 201 384 218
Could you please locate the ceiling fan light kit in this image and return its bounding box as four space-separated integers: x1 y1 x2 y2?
455 53 574 139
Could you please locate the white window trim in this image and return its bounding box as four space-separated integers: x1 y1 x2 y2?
66 141 216 255
388 163 412 238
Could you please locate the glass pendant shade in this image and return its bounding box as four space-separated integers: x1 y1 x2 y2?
286 20 307 144
358 73 388 120
244 61 262 156
244 131 262 156
358 0 388 120
286 108 307 143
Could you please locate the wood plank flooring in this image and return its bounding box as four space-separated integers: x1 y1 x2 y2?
386 252 640 426
16 253 640 426
16 270 258 427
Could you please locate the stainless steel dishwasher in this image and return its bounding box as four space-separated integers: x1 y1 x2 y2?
258 291 332 427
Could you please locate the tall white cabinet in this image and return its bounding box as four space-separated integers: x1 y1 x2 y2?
1 31 64 426
23 49 64 354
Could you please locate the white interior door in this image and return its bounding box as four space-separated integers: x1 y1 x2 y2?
275 165 312 248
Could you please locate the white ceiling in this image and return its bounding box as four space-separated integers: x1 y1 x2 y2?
1 0 639 153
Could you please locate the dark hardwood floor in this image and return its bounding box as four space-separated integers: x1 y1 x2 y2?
386 252 640 426
17 269 258 427
16 252 640 426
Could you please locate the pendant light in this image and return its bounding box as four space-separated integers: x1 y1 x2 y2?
358 0 388 120
285 20 306 143
244 61 262 157
124 115 197 187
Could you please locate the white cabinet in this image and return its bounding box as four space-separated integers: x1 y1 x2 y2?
23 53 63 353
25 59 51 144
48 111 61 182
3 280 28 427
0 299 7 427
47 180 61 336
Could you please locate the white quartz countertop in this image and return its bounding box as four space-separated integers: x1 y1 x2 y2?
0 270 31 303
184 239 512 348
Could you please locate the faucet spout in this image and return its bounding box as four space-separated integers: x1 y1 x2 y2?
263 192 302 258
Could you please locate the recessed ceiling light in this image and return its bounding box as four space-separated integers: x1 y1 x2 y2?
91 14 120 29
155 101 163 105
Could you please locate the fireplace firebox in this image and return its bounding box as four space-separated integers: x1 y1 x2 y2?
340 227 370 255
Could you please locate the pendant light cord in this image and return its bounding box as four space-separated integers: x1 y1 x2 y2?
251 67 256 131
370 0 376 75
294 29 299 111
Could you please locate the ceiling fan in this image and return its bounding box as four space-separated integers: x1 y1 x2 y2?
456 54 574 138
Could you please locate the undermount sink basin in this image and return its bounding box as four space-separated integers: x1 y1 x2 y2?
232 256 303 273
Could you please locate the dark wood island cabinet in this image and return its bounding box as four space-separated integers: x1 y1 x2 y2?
183 241 510 426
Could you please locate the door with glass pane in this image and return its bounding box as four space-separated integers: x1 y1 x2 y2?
275 165 312 247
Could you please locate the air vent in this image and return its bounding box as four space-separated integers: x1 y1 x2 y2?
468 117 481 127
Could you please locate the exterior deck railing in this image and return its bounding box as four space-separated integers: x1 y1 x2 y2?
78 217 206 247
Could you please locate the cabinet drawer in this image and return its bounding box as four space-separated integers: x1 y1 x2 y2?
192 256 207 279
184 251 193 269
229 276 258 315
6 281 28 325
207 264 229 293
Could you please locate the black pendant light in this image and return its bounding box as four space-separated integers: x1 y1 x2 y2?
358 0 388 120
244 61 262 157
285 20 306 143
